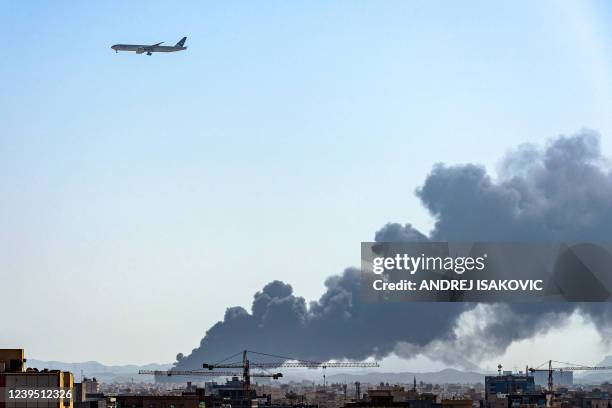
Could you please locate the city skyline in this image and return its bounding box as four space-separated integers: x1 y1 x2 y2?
2 1 612 369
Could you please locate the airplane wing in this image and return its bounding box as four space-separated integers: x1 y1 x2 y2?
151 41 164 46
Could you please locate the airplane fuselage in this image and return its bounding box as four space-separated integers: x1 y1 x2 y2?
111 44 187 55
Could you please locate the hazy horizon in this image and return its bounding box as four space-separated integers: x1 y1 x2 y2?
2 0 612 369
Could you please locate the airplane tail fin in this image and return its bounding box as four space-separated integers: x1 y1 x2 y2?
175 37 187 47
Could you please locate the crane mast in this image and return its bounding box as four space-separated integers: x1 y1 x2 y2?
527 360 612 408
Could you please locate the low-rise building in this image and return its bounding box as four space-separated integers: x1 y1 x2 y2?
0 349 74 408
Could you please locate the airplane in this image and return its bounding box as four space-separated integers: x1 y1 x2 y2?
111 37 187 55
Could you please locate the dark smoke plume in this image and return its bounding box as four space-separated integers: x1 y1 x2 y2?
176 274 469 367
175 130 612 370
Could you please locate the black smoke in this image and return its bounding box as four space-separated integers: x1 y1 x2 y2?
413 130 612 242
176 274 470 367
175 130 612 370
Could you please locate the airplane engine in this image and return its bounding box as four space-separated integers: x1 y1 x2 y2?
136 48 145 54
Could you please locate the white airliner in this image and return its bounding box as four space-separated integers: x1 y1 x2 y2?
111 37 187 55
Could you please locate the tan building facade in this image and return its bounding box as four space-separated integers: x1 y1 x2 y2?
0 349 74 408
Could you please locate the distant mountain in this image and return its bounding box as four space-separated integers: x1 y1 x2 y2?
597 356 612 366
26 360 172 383
322 368 485 385
23 356 612 386
24 360 485 385
576 356 612 384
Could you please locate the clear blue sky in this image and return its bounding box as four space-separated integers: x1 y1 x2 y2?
1 1 611 366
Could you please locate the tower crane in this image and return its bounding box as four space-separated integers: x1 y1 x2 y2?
202 350 379 392
527 360 612 407
528 360 612 392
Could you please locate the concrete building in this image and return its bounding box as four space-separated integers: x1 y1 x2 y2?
74 378 105 408
485 374 535 401
205 377 257 408
0 350 26 373
506 394 546 408
590 399 612 408
0 349 74 408
115 395 201 408
346 388 443 408
441 400 471 408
